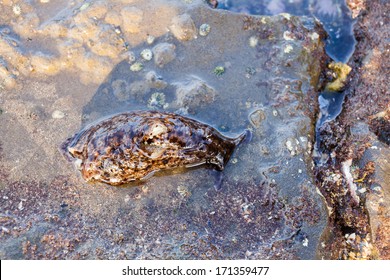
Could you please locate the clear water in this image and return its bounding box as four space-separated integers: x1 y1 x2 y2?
218 0 356 63
218 0 356 149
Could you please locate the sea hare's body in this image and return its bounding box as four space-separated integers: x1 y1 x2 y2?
61 111 247 186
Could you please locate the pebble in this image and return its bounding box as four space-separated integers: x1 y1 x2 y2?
145 71 168 89
152 43 176 67
249 36 258 47
52 110 65 119
174 77 216 111
170 14 197 41
284 44 293 53
18 201 24 211
249 109 266 128
79 3 90 11
146 35 155 45
177 185 191 198
1 227 10 234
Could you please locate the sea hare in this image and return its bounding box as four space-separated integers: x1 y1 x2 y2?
61 110 249 186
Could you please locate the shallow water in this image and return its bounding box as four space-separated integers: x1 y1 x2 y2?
0 0 329 259
219 0 356 62
219 0 356 131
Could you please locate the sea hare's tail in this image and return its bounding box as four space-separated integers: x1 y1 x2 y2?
234 129 252 146
215 129 252 172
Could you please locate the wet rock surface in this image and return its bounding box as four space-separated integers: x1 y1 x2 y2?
1 0 331 259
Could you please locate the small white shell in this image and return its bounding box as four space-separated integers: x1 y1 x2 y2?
146 35 155 45
52 110 65 119
199 23 211 36
140 49 153 61
12 5 22 15
249 36 258 47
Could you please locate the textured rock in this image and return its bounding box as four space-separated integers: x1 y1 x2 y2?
121 7 143 34
173 77 217 112
315 0 390 260
152 43 176 67
169 13 197 41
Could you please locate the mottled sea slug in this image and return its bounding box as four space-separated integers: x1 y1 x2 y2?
61 111 249 186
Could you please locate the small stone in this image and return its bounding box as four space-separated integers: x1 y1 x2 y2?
283 31 295 41
170 14 197 41
79 3 90 11
18 201 24 211
52 110 65 119
285 138 301 156
177 185 191 198
145 71 167 89
358 188 367 193
281 13 291 20
1 227 10 234
146 35 155 45
199 23 211 36
284 44 293 53
249 109 266 128
40 0 50 3
310 32 319 41
174 77 217 112
152 43 176 67
249 36 258 47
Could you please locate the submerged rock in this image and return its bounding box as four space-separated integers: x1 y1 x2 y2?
170 13 197 41
173 77 217 112
152 43 176 67
0 0 331 260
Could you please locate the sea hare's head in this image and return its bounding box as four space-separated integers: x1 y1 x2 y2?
59 133 86 171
